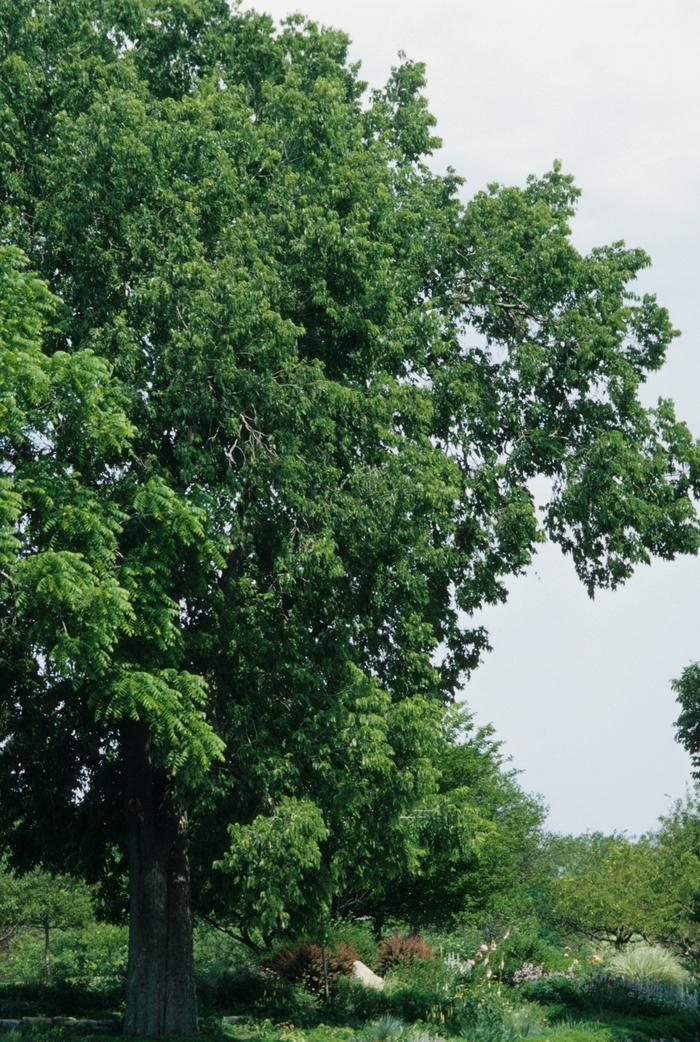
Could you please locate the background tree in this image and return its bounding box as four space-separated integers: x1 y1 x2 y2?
653 786 700 971
674 665 700 776
0 857 23 951
549 835 667 949
1 0 699 1035
13 870 94 984
335 709 546 935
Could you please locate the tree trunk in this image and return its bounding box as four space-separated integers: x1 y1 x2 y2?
321 943 330 1003
123 721 198 1037
43 922 51 984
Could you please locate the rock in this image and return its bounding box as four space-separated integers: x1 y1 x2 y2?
352 960 384 990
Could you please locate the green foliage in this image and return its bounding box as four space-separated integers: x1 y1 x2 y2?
674 665 700 776
349 709 546 934
216 799 330 941
651 785 700 967
560 1009 700 1042
0 923 124 988
326 923 376 969
448 989 515 1039
193 923 249 980
0 866 95 984
382 958 453 994
497 925 572 983
516 976 587 1012
547 835 665 947
11 870 94 936
0 980 124 1018
197 967 320 1021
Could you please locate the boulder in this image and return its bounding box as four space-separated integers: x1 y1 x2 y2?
351 960 384 990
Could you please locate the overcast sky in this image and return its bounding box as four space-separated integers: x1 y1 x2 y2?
242 0 700 836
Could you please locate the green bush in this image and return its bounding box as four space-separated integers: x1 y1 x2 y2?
196 966 320 1020
450 988 512 1033
196 965 273 1014
498 928 572 983
0 980 124 1017
383 985 451 1025
328 922 377 967
518 968 700 1032
327 978 453 1025
383 957 454 993
327 978 388 1022
516 976 587 1011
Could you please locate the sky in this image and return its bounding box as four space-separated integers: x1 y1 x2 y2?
241 0 700 836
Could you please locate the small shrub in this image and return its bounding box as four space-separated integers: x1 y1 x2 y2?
195 964 271 1013
376 936 434 973
450 989 512 1035
516 975 586 1010
329 977 388 1022
268 941 359 998
0 980 124 1017
383 957 453 993
498 928 571 984
360 1015 407 1042
382 985 450 1024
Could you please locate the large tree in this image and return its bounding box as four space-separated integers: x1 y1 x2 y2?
1 0 699 1034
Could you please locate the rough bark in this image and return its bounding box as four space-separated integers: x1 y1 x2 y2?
123 721 198 1037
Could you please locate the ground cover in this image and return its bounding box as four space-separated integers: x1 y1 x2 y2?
0 1012 697 1042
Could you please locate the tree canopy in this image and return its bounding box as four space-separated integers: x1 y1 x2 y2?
1 0 699 1033
548 834 664 949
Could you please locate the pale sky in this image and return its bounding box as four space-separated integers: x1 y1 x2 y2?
242 0 700 835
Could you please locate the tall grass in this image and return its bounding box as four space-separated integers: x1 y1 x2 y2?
605 943 689 986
